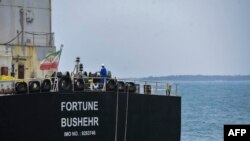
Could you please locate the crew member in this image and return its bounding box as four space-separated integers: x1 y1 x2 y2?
100 64 107 90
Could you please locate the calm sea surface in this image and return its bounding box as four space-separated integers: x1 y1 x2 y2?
177 81 250 141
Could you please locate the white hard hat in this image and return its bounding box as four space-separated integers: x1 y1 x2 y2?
101 64 105 66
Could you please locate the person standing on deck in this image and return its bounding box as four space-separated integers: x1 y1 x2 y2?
100 64 107 90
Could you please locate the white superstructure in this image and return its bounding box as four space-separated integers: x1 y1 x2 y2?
0 0 55 79
0 0 53 46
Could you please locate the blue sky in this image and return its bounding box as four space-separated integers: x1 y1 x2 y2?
52 0 250 78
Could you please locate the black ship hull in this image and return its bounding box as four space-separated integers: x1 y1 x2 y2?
0 92 181 141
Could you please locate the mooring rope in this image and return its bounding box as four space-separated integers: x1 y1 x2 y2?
124 86 130 141
114 87 119 141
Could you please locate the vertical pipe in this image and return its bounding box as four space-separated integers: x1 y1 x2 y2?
49 0 52 36
19 8 24 46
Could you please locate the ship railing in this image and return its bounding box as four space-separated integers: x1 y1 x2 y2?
144 80 178 96
70 76 178 96
19 31 55 47
0 77 178 96
0 80 15 95
117 79 178 96
0 78 48 95
80 76 107 92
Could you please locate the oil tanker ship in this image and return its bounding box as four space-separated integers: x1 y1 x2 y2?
0 0 181 141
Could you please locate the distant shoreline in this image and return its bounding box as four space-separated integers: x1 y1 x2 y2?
140 75 250 81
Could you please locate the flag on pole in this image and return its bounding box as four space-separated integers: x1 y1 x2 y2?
40 49 62 70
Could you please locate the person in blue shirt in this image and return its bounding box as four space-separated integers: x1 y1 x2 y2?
100 64 107 89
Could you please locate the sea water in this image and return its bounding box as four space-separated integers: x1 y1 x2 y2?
178 81 250 141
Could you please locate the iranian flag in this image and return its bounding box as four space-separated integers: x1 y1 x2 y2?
40 49 62 70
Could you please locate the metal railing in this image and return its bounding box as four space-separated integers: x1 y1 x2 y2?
0 78 45 95
22 32 54 46
0 80 15 95
2 31 55 46
0 77 178 96
117 79 178 96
